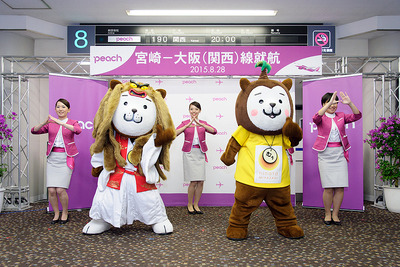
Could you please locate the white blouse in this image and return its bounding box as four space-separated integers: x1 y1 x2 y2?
192 125 200 146
325 112 340 142
53 118 68 148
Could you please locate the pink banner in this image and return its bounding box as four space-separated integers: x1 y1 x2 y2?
302 74 364 211
48 74 109 210
90 46 322 76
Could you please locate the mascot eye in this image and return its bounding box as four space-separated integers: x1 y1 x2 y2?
259 100 264 104
279 99 283 104
143 105 147 109
124 102 128 106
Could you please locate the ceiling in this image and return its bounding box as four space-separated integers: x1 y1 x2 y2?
1 0 400 40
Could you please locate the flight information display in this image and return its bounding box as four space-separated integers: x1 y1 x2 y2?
67 24 335 54
94 25 308 46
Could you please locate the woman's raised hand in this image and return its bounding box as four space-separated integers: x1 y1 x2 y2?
329 91 339 105
340 91 352 105
48 114 61 125
193 117 202 126
41 115 52 125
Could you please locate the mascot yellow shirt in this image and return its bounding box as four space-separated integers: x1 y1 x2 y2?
233 125 292 188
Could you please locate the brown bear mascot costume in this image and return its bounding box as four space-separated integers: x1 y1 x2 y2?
221 61 304 239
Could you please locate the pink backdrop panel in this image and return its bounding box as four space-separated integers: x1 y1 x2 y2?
48 74 108 210
302 74 364 211
90 46 322 76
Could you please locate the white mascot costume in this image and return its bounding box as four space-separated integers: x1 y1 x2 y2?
83 80 176 235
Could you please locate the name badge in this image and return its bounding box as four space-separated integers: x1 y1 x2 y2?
254 145 282 184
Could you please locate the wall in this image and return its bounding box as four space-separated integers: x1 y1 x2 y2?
362 78 376 202
369 32 400 57
336 39 369 57
0 32 34 56
29 78 49 201
34 39 67 57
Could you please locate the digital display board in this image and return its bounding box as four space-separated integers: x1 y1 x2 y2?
94 25 308 46
68 24 318 53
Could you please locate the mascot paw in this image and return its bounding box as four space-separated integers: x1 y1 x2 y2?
82 219 112 235
91 166 103 177
226 225 248 241
277 225 304 239
220 152 235 166
152 219 173 235
282 117 303 147
154 124 176 147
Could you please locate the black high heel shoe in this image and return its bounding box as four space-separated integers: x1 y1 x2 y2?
51 218 60 224
193 206 204 215
60 216 69 224
187 207 196 215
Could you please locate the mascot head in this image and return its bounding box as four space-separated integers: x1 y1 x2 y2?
90 80 174 179
112 81 159 138
235 61 294 136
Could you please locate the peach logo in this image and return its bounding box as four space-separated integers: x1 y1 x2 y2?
182 80 197 84
93 54 122 64
213 166 227 170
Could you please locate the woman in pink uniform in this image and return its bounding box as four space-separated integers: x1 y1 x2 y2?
31 99 82 224
176 101 217 215
312 91 361 225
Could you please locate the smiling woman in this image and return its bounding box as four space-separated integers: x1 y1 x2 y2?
31 98 82 225
312 91 362 225
175 101 217 215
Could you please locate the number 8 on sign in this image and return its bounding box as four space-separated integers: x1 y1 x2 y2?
75 30 88 49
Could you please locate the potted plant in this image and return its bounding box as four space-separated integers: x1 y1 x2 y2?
364 115 400 213
0 112 16 212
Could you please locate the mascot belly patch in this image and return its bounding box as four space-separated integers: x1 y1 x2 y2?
221 61 304 240
83 80 176 235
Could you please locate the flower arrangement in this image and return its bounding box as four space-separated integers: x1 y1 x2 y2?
364 115 400 187
0 112 16 183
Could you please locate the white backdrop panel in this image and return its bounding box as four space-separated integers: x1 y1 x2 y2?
121 78 296 196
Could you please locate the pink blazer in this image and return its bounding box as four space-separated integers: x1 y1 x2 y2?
31 119 82 157
176 119 217 153
312 112 362 152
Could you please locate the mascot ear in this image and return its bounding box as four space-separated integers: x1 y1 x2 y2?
240 78 251 91
156 89 167 99
110 79 122 90
282 78 293 91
